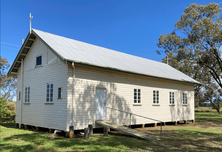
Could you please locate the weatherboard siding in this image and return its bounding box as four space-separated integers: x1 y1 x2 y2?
16 38 68 131
66 64 74 131
15 67 22 123
69 66 194 130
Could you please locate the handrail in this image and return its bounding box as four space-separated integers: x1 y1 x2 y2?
106 107 163 140
106 107 163 123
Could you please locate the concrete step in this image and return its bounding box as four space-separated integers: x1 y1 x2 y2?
96 120 160 141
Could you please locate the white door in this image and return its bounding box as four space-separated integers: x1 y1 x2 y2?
95 88 107 120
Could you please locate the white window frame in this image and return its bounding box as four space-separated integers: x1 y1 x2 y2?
58 87 62 99
153 90 159 104
24 87 30 103
183 92 187 105
134 89 141 104
36 55 42 67
169 92 175 105
46 83 54 103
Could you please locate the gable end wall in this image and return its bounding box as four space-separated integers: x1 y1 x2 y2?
15 38 68 131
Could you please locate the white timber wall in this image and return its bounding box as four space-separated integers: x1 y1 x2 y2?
15 67 21 123
15 38 68 131
68 66 194 130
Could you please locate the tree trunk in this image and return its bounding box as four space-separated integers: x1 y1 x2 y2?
210 101 221 114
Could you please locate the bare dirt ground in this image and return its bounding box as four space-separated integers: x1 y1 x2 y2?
135 121 222 151
106 120 222 151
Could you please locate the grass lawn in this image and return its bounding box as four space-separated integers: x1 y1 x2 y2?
1 112 222 152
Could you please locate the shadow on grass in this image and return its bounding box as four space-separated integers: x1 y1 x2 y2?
2 132 57 152
0 122 15 127
140 127 222 151
195 118 222 125
2 127 222 152
174 130 221 151
175 128 221 137
0 144 37 152
2 130 150 152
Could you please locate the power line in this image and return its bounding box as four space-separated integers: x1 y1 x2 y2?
1 46 19 51
0 42 20 47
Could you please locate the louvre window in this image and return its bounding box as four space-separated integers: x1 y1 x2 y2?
46 84 53 102
24 87 30 103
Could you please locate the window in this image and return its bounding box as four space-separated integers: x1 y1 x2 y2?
19 92 21 100
153 90 159 104
58 88 62 99
183 93 187 104
36 56 42 66
169 92 174 105
134 89 141 103
24 87 30 103
46 84 53 102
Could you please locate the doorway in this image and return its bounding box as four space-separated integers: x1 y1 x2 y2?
95 88 107 120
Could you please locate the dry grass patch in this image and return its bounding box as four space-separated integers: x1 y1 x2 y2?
135 112 222 151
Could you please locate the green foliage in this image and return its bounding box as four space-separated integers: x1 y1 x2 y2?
157 3 222 113
195 107 222 113
0 97 11 118
0 56 17 100
195 111 222 122
0 121 15 126
195 108 201 112
0 97 16 121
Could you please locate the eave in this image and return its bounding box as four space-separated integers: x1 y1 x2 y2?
66 60 201 85
7 29 67 77
7 32 36 77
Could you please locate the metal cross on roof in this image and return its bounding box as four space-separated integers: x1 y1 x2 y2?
28 13 33 34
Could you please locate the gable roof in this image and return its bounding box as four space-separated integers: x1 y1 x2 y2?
8 29 200 84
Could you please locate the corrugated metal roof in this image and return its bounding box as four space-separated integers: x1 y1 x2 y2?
31 29 199 84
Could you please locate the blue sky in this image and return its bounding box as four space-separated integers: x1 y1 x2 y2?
1 0 222 67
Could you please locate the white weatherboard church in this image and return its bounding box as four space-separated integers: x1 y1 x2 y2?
8 28 199 134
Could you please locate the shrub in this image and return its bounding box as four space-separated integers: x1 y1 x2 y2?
0 97 16 122
195 108 201 112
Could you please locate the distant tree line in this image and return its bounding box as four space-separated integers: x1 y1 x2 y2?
157 3 222 113
0 56 16 122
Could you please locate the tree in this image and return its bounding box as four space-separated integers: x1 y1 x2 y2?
156 3 222 113
0 56 16 100
204 82 222 113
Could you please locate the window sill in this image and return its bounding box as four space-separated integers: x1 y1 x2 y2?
23 103 30 105
45 102 54 105
133 104 142 106
152 104 160 106
169 104 175 106
182 104 188 106
57 98 62 99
